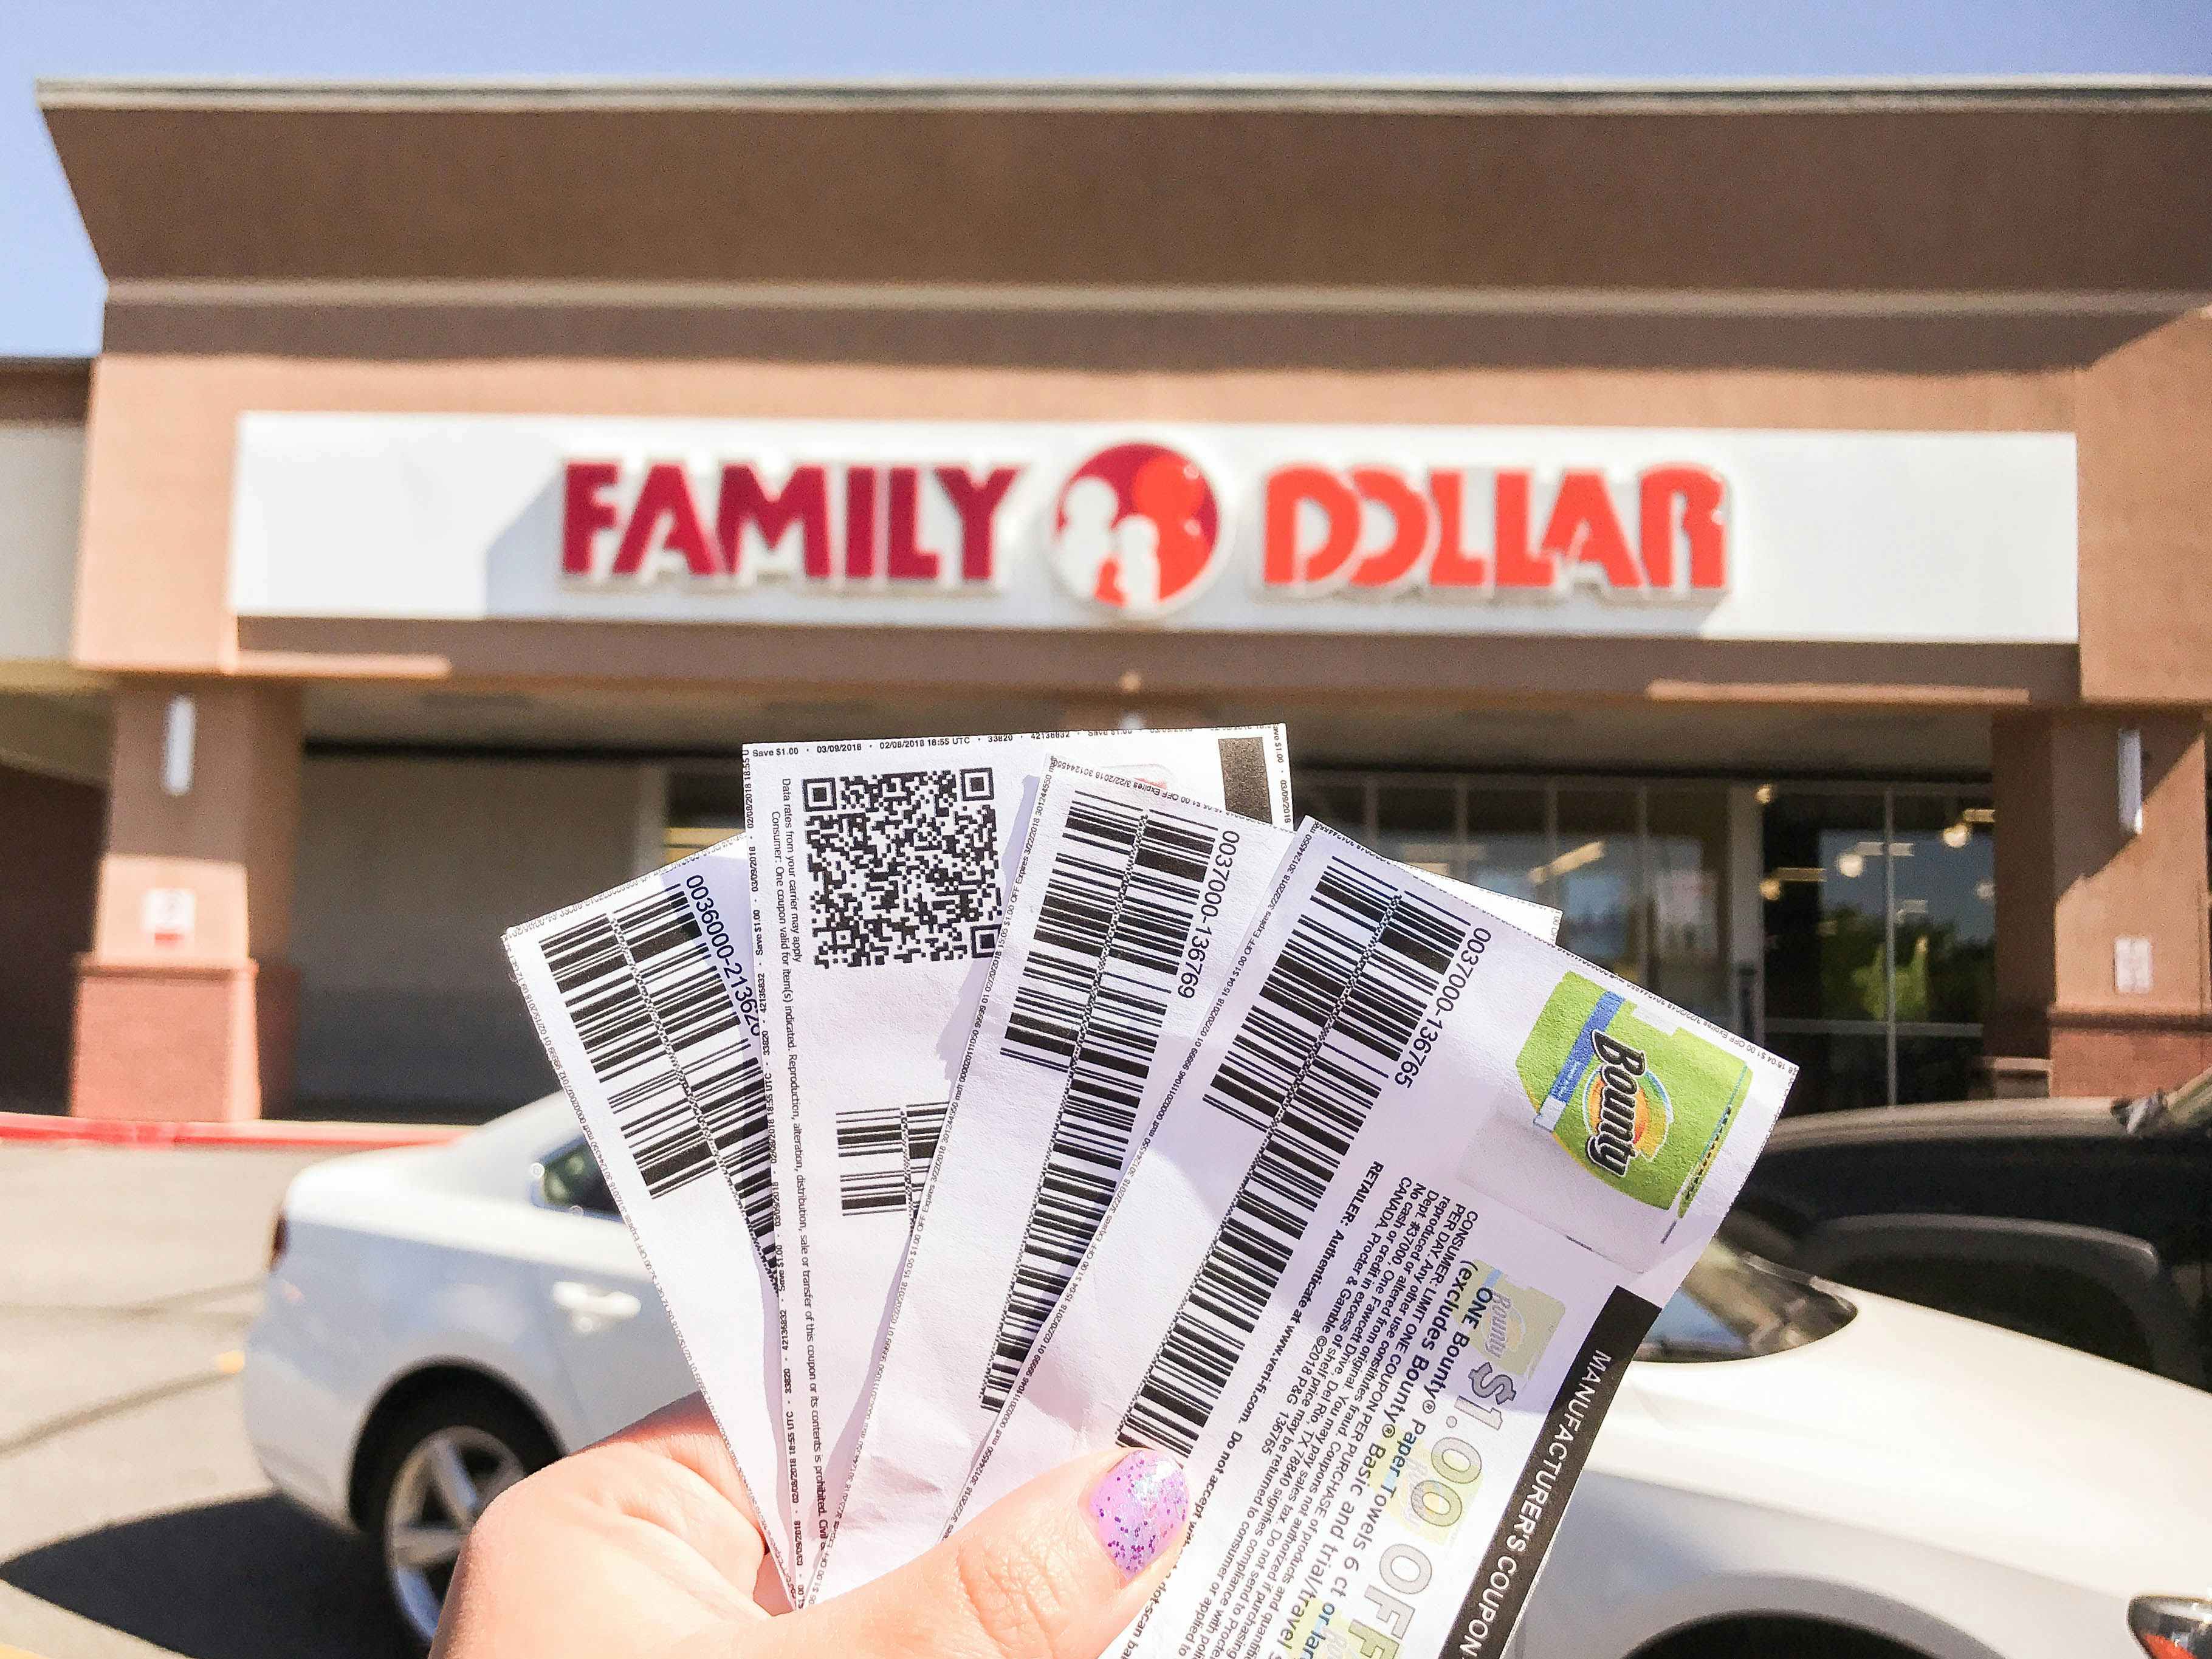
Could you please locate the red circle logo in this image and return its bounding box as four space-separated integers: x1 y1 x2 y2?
1051 442 1224 617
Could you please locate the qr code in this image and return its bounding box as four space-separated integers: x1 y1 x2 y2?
805 768 1003 968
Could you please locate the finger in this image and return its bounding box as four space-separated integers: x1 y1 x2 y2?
761 1447 1188 1659
438 1420 770 1659
608 1396 788 1607
582 1394 778 1601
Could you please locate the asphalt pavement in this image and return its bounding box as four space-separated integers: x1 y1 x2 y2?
0 1143 408 1659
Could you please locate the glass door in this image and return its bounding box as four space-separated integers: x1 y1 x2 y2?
1759 786 1995 1111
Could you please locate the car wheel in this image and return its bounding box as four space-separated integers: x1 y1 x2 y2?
360 1386 558 1649
1638 1616 1931 1658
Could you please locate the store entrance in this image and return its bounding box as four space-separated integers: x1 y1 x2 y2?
1759 786 1995 1112
0 762 103 1113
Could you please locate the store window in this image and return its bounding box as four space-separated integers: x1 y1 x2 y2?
1759 786 1994 1112
1647 789 1732 1029
1293 773 1735 1032
1460 790 1548 913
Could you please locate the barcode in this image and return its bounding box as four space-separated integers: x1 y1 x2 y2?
836 1105 910 1216
540 908 715 1201
983 791 1218 1410
606 887 780 1277
904 1101 949 1206
704 1046 778 1282
1120 859 1468 1456
1201 859 1386 1133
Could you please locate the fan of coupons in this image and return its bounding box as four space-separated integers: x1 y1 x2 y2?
507 724 1794 1659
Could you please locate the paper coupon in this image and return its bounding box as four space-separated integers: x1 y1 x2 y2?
746 726 1293 1561
503 845 800 1590
958 823 1794 1658
816 764 1560 1599
658 836 783 1281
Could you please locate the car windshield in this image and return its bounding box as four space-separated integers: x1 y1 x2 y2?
1637 1238 1855 1362
540 1138 618 1217
2152 1068 2212 1134
2172 1087 2212 1132
2114 1063 2212 1135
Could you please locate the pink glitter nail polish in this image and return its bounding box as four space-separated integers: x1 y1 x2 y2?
1087 1448 1190 1579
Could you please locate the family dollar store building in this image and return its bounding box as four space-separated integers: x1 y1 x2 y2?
7 77 2212 1125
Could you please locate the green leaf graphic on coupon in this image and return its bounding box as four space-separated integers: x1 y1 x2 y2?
1514 971 1751 1214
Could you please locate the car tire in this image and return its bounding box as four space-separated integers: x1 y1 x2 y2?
359 1384 559 1650
1640 1616 1930 1658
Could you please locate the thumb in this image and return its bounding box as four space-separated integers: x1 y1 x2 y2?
766 1448 1189 1659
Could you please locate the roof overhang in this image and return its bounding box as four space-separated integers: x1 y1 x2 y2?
41 77 2212 296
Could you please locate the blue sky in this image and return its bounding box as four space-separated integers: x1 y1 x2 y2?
5 0 2210 357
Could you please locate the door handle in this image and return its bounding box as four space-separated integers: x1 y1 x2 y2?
551 1280 642 1333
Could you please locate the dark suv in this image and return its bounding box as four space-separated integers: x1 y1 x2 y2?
1734 1075 2212 1387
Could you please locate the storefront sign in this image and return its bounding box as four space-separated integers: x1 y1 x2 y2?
552 442 1728 618
231 414 2078 642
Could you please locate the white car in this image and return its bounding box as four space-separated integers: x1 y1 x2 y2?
245 1097 2212 1657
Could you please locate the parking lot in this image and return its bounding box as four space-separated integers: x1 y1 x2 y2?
0 1143 403 1659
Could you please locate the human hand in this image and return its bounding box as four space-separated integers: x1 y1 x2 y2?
430 1393 1189 1659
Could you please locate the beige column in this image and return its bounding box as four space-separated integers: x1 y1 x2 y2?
71 679 303 1121
1989 711 2212 1097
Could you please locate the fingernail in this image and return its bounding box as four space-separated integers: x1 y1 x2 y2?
1086 1448 1189 1579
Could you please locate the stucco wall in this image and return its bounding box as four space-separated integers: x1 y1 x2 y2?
289 755 649 1112
2077 310 2212 706
0 423 84 670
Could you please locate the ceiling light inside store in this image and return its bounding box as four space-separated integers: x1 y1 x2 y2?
1943 822 1972 848
1759 876 1782 902
1529 840 1606 886
1963 806 1996 825
1837 851 1866 879
1754 785 1774 805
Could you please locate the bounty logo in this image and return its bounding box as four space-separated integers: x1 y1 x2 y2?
1051 442 1225 618
1516 971 1751 1215
1581 1029 1668 1178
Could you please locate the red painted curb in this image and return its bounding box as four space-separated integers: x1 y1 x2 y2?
0 1112 471 1151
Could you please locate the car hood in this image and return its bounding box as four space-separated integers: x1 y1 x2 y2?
1760 1094 2124 1152
1604 1286 2212 1601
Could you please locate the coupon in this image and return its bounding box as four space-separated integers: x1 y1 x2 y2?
504 845 801 1590
958 823 1794 1659
746 726 1293 1560
816 764 1560 1599
656 836 783 1282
